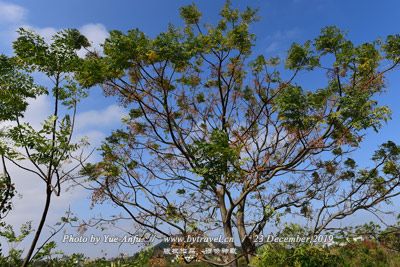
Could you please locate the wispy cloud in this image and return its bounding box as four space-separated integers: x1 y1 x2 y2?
76 105 126 131
265 28 301 54
0 1 26 24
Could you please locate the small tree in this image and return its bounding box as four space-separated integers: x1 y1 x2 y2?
77 2 400 266
0 28 89 266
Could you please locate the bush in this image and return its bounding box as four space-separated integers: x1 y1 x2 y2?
251 243 342 267
251 240 400 267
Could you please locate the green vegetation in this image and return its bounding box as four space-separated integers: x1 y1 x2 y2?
1 0 400 266
2 222 400 266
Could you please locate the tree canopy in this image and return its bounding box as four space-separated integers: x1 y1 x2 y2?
74 1 400 266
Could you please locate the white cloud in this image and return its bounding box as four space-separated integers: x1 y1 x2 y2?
0 1 26 24
22 94 52 128
76 104 125 131
0 1 26 52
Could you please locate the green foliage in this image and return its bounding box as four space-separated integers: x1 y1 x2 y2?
189 129 242 189
315 26 349 55
77 1 258 88
128 247 153 267
56 253 87 267
251 238 400 267
180 4 202 25
0 55 44 121
275 26 395 146
32 241 63 262
275 85 310 130
13 28 89 75
286 41 319 70
336 241 391 267
383 34 400 61
250 222 400 267
251 243 342 267
0 221 32 243
0 175 14 218
0 222 33 265
6 116 77 164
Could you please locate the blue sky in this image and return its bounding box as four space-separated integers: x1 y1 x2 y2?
1 0 400 258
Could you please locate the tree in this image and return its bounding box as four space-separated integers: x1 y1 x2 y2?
77 2 400 266
0 28 89 266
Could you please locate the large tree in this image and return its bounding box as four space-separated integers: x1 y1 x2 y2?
0 29 89 266
77 2 400 266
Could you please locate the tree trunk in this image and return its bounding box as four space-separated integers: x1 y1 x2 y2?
21 185 52 267
237 200 256 265
218 189 237 267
